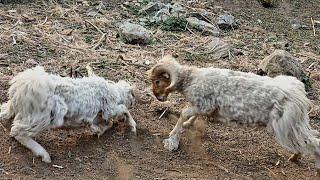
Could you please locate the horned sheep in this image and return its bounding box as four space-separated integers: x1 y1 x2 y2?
148 55 320 174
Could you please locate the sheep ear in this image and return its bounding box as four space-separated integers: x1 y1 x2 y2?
162 73 169 79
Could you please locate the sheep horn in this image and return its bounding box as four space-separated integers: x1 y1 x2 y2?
151 64 178 92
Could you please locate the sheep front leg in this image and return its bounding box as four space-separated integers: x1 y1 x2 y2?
182 116 197 128
114 105 137 134
169 107 198 137
14 136 51 163
164 107 198 151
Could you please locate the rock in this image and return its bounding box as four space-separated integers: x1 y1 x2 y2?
170 2 185 15
186 17 219 36
25 59 38 66
258 50 306 81
139 2 164 14
217 14 239 30
291 19 308 30
188 10 210 23
150 7 170 23
139 18 148 26
205 38 242 59
117 22 151 45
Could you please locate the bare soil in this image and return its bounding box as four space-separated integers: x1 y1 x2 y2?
1 0 320 179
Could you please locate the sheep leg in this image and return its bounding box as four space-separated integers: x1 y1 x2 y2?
98 121 113 137
169 107 198 137
182 116 197 128
14 136 51 163
114 105 137 134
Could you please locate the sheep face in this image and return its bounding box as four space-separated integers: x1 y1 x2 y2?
148 55 182 102
150 73 171 102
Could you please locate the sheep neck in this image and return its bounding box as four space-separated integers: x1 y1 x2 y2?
174 66 195 93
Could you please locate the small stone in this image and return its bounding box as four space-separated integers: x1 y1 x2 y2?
217 14 240 30
258 50 306 81
150 7 170 23
134 2 140 7
25 59 38 66
144 60 151 65
170 2 185 15
257 19 262 24
186 17 219 36
117 22 151 45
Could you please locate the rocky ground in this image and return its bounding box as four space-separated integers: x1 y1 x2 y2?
0 0 320 179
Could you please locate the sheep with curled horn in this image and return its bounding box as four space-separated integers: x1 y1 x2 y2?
148 54 320 175
0 64 136 163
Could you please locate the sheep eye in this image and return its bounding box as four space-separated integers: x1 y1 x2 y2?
155 80 160 85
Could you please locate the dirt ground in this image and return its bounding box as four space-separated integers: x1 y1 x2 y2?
1 0 320 179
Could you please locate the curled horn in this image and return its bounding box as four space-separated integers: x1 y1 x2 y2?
151 63 178 92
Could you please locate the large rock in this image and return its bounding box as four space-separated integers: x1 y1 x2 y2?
186 17 219 36
258 50 306 81
117 22 151 45
217 14 239 30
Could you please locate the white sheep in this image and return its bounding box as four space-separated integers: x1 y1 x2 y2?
148 55 320 174
0 65 136 163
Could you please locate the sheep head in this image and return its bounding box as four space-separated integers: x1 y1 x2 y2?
116 80 136 108
148 55 181 102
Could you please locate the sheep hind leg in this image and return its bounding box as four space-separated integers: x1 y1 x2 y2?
14 136 51 163
182 116 196 128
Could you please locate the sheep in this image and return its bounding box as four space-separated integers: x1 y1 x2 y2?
148 54 320 174
0 65 136 163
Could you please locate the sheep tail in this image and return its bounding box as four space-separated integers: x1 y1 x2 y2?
270 76 320 163
0 101 14 132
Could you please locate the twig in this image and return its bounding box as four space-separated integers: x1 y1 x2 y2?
85 20 104 35
7 146 12 154
52 164 64 169
215 164 229 173
85 20 106 50
38 16 48 26
307 62 317 71
91 33 106 50
0 122 8 134
164 169 182 173
159 107 168 120
311 17 316 36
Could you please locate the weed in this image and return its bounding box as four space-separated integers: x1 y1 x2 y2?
161 16 187 32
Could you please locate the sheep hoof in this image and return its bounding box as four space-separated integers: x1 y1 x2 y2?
42 155 52 163
163 134 180 151
288 153 301 163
